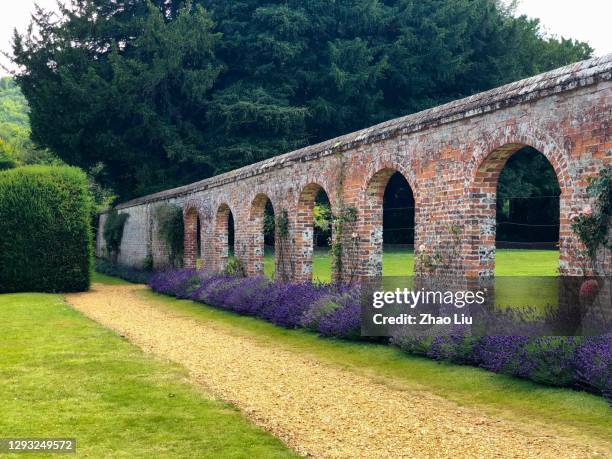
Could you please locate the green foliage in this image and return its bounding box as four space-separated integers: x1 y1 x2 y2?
0 77 28 126
0 293 295 457
0 78 115 210
313 203 332 233
0 166 93 292
155 203 184 267
0 76 33 165
0 151 17 170
263 213 275 238
274 209 292 281
225 257 246 277
329 205 358 278
103 208 129 261
383 172 415 244
0 77 59 167
571 168 612 262
11 0 591 200
262 199 275 246
276 210 290 238
500 147 560 205
202 0 591 160
12 1 223 199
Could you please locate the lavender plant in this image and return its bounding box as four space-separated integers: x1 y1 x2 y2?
148 269 611 402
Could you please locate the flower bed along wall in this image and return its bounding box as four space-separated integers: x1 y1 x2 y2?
148 269 611 403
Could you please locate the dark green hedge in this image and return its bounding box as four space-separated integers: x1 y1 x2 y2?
0 166 93 292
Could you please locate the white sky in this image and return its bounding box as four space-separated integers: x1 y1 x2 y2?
0 0 611 76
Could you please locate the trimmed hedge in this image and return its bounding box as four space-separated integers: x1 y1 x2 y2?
0 166 93 292
103 208 129 261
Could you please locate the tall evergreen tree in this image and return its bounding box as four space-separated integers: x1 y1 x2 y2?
203 0 591 145
12 0 592 199
12 0 223 198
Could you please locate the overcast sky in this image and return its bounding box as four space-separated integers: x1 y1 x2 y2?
1 0 611 76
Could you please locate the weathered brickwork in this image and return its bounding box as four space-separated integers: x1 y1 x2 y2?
96 55 612 279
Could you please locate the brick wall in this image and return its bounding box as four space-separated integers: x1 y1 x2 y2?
97 55 612 279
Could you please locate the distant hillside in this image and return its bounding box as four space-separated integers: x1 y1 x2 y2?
0 77 58 168
0 77 32 168
0 77 29 125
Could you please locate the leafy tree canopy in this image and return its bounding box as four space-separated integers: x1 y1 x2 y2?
0 76 57 169
11 0 592 199
12 0 223 199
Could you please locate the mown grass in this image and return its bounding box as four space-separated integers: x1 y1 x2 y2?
131 286 611 449
265 248 560 306
264 247 559 281
494 249 560 276
0 293 296 458
90 270 131 285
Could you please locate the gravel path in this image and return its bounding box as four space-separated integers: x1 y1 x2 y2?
66 284 607 458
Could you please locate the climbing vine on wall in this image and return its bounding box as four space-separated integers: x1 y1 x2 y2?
224 257 246 277
155 203 184 267
103 208 129 262
275 209 294 282
329 144 360 282
571 168 611 272
415 224 463 275
330 206 358 281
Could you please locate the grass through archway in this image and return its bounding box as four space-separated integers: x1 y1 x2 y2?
263 248 558 282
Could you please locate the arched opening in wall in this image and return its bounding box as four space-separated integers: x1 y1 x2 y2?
250 193 276 278
383 172 415 276
314 188 333 281
363 169 415 278
495 146 560 276
196 216 202 267
296 183 333 282
228 211 235 260
264 200 275 277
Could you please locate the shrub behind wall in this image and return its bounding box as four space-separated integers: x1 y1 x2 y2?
0 166 93 292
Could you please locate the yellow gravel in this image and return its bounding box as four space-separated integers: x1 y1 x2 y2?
66 284 607 458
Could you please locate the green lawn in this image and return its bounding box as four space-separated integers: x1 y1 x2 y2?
495 249 559 276
135 286 611 450
0 293 295 458
91 271 131 285
265 248 561 306
90 275 610 444
264 247 559 280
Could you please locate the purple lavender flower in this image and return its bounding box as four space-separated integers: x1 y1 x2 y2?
574 334 612 402
148 269 611 402
317 300 361 339
262 283 329 328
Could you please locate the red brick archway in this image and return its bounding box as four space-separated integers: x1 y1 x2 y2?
294 183 332 282
466 142 568 276
248 193 274 276
358 168 416 278
98 58 611 279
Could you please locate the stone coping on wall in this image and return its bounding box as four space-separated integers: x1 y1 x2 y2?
110 54 612 212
